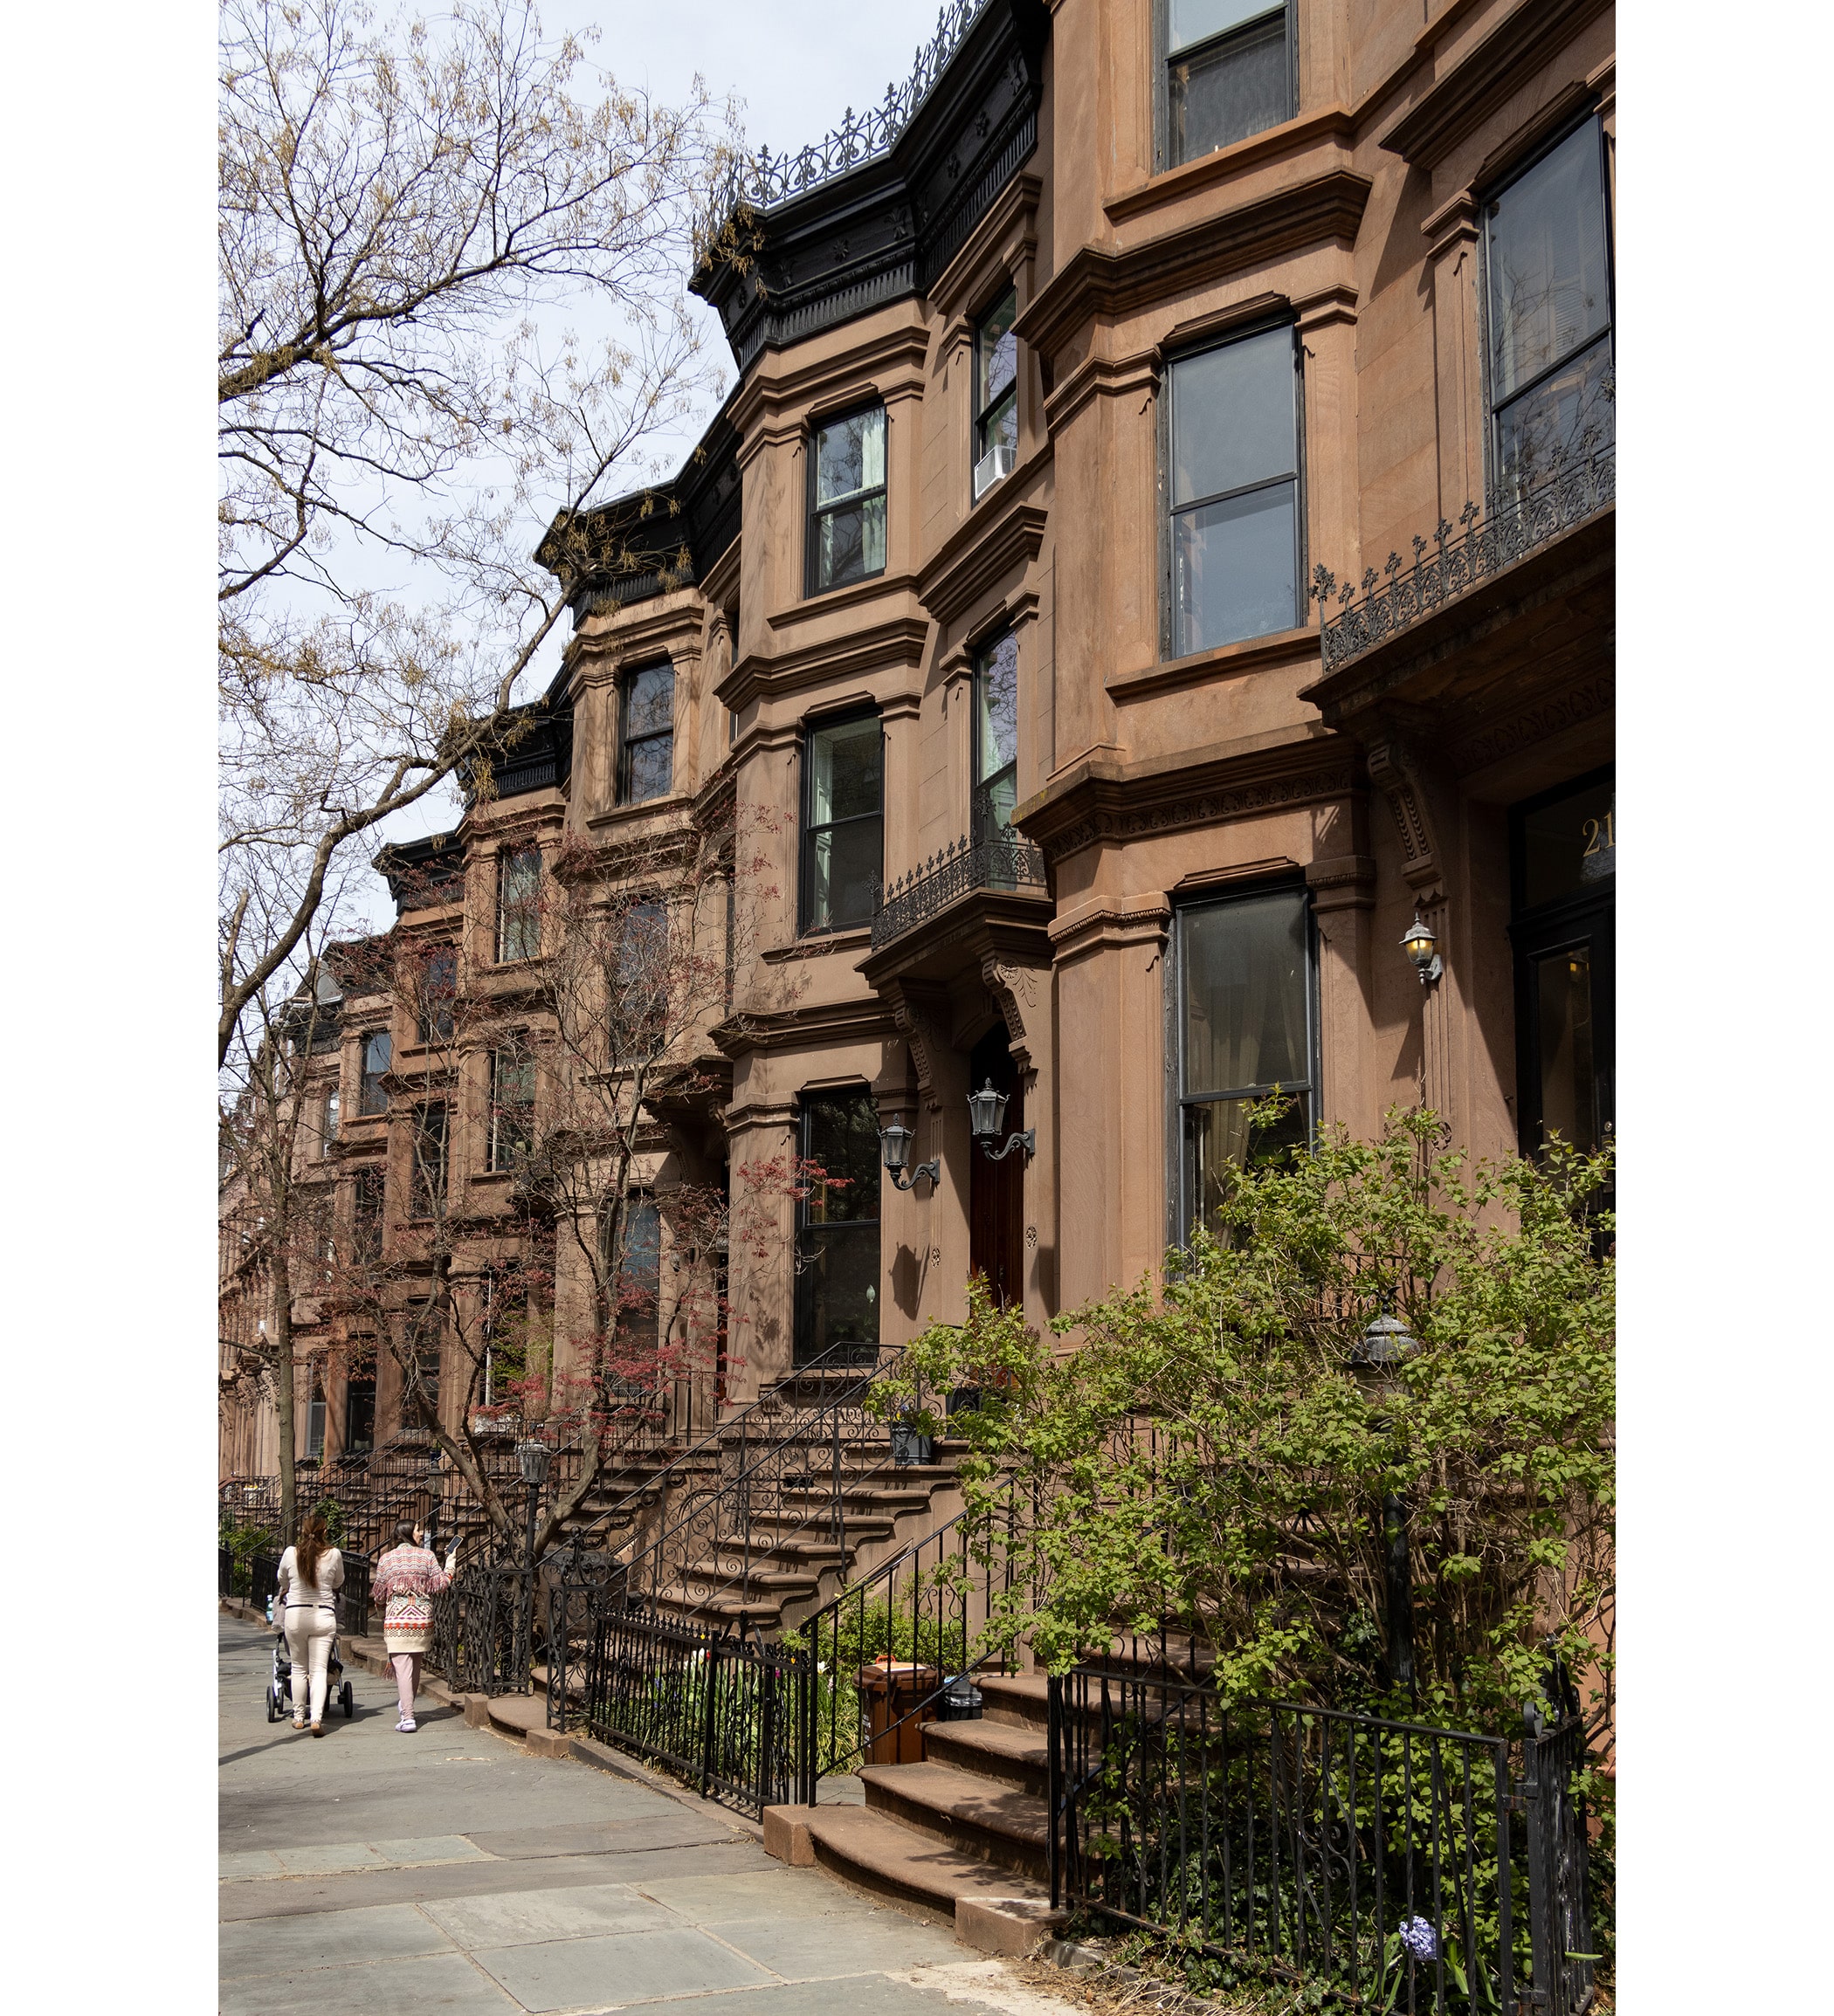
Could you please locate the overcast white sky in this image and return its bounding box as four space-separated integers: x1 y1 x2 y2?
348 1 952 920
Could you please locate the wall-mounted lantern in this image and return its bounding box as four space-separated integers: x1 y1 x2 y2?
1401 910 1442 987
879 1116 940 1194
968 1081 1035 1163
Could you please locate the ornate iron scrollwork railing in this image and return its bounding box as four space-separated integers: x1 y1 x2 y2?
872 828 1048 951
698 0 990 239
1313 442 1615 674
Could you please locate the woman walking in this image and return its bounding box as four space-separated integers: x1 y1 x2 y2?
273 1514 343 1736
371 1522 457 1732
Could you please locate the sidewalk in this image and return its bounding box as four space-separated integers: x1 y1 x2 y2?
218 1612 1089 2015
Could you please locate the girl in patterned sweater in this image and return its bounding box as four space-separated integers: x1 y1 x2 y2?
370 1521 456 1731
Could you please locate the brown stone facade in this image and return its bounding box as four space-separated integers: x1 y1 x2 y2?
223 0 1615 1477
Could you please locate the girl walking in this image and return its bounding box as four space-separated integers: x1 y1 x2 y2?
272 1514 344 1735
371 1522 457 1732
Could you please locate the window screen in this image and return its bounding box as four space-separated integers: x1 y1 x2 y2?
1168 2 1293 166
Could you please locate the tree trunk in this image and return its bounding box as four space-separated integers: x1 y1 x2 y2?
271 1249 298 1546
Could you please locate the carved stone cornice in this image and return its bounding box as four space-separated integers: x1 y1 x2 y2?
917 498 1050 628
1363 723 1450 901
1014 726 1359 868
1446 668 1616 777
979 952 1048 1075
1013 169 1372 366
712 995 899 1059
1379 0 1613 169
718 614 931 713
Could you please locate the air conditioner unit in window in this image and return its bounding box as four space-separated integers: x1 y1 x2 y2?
973 442 1015 501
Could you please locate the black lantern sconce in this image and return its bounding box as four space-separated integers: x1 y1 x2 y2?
1401 910 1442 987
879 1116 940 1194
968 1081 1035 1163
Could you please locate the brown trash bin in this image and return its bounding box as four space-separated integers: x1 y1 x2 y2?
856 1659 940 1766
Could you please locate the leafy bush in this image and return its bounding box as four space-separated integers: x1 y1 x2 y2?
874 1105 1614 1738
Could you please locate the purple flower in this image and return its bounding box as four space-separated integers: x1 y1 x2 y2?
1398 1917 1438 1963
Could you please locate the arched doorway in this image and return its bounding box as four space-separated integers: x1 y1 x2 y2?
968 1025 1024 1309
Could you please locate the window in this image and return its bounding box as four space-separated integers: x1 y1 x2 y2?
807 405 886 595
343 1374 376 1456
417 946 457 1044
1167 1 1294 167
607 1195 663 1376
489 1044 536 1172
973 290 1019 500
321 1086 340 1156
496 846 541 962
479 1270 527 1411
973 632 1019 839
359 1030 391 1115
614 901 669 1060
1168 323 1301 657
801 712 883 933
796 1089 881 1366
354 1166 385 1260
1174 887 1314 1245
305 1366 326 1461
618 664 675 805
409 1104 448 1219
1483 118 1614 489
404 1304 442 1425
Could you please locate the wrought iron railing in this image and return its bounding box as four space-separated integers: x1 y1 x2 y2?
622 1345 920 1620
1049 1667 1596 2016
566 1591 808 1818
796 1500 1025 1792
698 0 990 240
872 829 1048 950
431 1560 537 1696
1313 443 1615 674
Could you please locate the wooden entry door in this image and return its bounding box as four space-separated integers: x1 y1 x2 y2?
968 1026 1024 1309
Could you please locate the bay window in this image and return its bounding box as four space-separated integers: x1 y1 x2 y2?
808 405 886 595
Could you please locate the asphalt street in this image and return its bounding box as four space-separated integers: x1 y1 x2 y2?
217 1613 1083 2015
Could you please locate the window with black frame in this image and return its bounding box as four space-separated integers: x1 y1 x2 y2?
344 1374 376 1456
489 1042 535 1171
796 1089 881 1366
359 1029 391 1114
1175 886 1314 1245
354 1166 384 1258
305 1366 326 1461
1166 0 1293 167
321 1085 340 1155
1484 117 1614 491
496 845 541 961
808 405 886 595
613 900 669 1060
417 946 458 1044
1169 322 1301 656
404 1304 442 1424
608 1195 663 1379
973 631 1019 840
409 1103 447 1219
973 290 1018 500
802 712 882 933
618 664 675 804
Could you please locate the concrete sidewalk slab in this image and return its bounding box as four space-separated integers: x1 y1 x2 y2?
419 1882 679 1950
218 1899 457 1978
710 1909 964 1980
469 1923 774 2011
629 1866 855 1923
463 1813 734 1860
218 1950 519 2016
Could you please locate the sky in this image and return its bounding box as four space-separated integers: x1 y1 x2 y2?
341 2 954 924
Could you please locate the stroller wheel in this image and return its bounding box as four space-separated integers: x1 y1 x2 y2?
265 1685 280 1724
341 1681 355 1719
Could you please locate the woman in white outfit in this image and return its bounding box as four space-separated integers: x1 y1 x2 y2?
272 1514 344 1736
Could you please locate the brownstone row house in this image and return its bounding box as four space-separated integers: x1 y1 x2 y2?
223 0 1613 1496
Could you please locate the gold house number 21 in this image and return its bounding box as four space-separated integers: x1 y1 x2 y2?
1582 811 1616 857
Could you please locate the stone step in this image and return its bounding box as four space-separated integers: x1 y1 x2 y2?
921 1717 1051 1796
977 1672 1051 1731
787 1803 1051 1929
858 1759 1051 1882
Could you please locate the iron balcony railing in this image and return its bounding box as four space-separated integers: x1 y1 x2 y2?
1313 442 1615 675
872 828 1048 951
698 0 990 237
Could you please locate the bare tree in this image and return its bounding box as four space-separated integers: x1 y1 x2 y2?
218 0 735 1063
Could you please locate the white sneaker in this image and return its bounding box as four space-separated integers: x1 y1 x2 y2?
397 1717 417 1732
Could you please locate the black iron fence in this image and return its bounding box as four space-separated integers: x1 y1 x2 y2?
1049 1666 1595 2016
568 1595 806 1818
431 1560 537 1696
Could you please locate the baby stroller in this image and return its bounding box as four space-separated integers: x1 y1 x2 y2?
265 1600 356 1724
